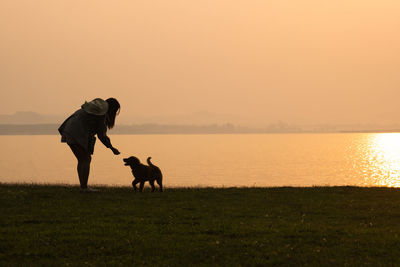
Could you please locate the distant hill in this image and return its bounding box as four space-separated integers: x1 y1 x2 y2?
1 112 400 135
0 123 302 135
0 112 63 124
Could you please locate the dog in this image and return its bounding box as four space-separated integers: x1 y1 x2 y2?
123 156 163 192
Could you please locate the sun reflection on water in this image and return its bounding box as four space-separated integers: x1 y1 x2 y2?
364 133 400 187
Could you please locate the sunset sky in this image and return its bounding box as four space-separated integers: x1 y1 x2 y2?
0 0 399 125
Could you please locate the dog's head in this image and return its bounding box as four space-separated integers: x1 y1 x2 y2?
123 156 141 167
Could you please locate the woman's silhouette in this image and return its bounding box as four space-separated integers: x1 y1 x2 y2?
59 98 121 191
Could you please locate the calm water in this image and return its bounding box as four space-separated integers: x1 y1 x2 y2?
1 133 400 187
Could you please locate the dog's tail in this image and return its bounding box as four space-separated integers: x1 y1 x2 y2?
147 157 154 167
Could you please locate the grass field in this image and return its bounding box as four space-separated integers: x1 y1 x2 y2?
1 184 400 266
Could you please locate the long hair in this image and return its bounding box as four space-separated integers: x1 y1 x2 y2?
105 98 120 129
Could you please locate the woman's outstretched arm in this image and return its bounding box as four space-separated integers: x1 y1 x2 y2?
97 120 120 155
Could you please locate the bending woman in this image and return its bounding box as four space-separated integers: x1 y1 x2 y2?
59 98 121 191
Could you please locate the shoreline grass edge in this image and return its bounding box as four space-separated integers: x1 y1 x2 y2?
2 184 400 265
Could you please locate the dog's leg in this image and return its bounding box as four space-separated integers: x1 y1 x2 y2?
132 180 139 191
139 181 145 192
149 180 155 192
156 179 163 192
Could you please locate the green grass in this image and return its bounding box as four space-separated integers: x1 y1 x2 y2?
1 185 400 266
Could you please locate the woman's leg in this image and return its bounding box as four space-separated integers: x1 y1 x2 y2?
69 144 92 189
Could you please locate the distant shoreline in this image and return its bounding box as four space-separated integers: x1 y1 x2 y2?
1 123 400 135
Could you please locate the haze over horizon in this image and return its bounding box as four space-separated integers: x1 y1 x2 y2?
1 1 399 126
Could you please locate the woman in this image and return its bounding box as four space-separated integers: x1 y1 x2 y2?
59 98 121 191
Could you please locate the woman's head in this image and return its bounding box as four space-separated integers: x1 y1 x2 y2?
105 98 120 129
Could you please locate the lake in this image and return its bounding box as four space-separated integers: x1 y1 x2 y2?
1 133 400 187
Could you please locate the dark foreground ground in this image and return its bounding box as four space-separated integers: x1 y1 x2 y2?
1 185 400 266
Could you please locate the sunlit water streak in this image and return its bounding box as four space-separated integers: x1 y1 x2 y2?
1 133 400 187
355 133 400 187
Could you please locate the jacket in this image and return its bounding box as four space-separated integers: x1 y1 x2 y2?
58 103 112 154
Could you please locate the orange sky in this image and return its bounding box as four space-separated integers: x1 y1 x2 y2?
0 0 399 125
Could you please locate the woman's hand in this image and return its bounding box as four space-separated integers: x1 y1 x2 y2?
111 147 120 155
